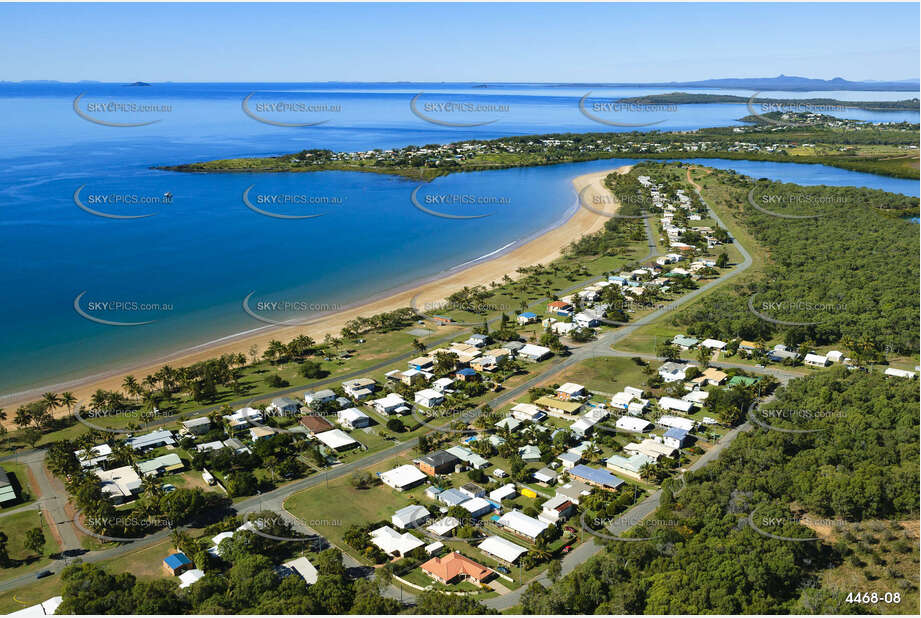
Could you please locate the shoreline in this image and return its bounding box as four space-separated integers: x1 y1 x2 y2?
0 166 628 415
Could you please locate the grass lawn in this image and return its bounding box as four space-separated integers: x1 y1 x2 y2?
98 537 176 581
0 510 61 584
0 573 64 614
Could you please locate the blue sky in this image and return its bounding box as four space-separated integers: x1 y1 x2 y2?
2 2 918 82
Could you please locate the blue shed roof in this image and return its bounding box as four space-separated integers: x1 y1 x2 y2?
457 368 477 376
164 552 192 569
570 465 624 488
664 428 689 439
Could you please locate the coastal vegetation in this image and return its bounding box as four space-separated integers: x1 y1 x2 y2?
616 92 920 111
161 119 921 180
521 369 919 614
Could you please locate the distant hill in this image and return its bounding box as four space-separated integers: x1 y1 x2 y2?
558 74 920 92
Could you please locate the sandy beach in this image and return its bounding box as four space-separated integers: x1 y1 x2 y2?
1 166 628 418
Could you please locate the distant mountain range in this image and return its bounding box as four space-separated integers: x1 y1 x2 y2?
559 75 920 92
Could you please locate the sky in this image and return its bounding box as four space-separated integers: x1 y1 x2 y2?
1 2 918 82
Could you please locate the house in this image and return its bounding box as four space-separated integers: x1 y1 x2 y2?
615 416 653 433
460 483 486 499
497 509 549 542
557 451 581 469
478 535 528 565
337 407 370 430
445 445 490 469
609 391 634 410
555 382 586 400
489 483 518 502
432 377 455 393
224 408 263 432
465 334 489 348
437 488 470 507
683 390 709 406
570 464 624 492
659 396 694 414
182 417 211 436
510 403 547 422
461 497 494 518
223 438 250 454
518 445 541 462
370 525 424 557
126 429 175 451
554 480 592 505
571 407 609 437
427 516 460 537
804 353 829 367
533 467 557 485
414 388 445 409
624 439 678 460
316 429 359 451
267 397 300 416
299 415 335 436
738 340 761 355
0 468 17 505
495 416 522 432
534 395 584 416
417 450 461 476
672 335 699 350
342 378 377 400
279 557 319 585
885 368 916 378
658 361 693 383
401 369 429 387
163 552 193 576
517 312 538 324
826 350 845 363
663 428 691 449
574 312 600 328
408 356 435 371
518 343 551 362
692 367 728 386
74 443 112 469
627 400 649 416
249 426 276 441
178 569 205 589
538 494 575 524
381 465 427 491
768 344 800 362
700 338 727 350
425 485 442 500
392 504 430 529
304 389 337 407
547 300 573 316
421 552 493 585
606 453 655 480
658 415 696 431
455 367 479 382
548 320 576 336
371 393 410 416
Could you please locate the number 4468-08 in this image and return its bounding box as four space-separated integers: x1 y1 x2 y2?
845 592 901 604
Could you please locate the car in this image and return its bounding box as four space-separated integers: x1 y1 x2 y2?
755 364 765 368
36 570 54 579
496 566 510 574
562 545 572 554
162 484 177 493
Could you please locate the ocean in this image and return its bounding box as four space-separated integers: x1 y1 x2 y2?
1 82 918 396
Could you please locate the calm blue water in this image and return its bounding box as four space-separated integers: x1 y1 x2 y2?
1 83 918 396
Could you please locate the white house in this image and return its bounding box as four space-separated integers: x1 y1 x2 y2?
700 338 727 350
803 353 829 367
337 407 370 430
370 526 424 557
885 367 916 378
658 396 694 413
478 535 528 565
517 312 538 325
489 483 518 502
555 382 586 400
615 416 653 433
371 393 410 416
267 397 301 416
658 415 696 431
431 377 455 393
342 378 377 400
826 350 845 363
414 388 445 409
380 464 427 491
574 312 600 328
304 389 337 407
392 504 430 529
316 429 359 451
658 362 693 383
510 403 547 422
496 509 549 541
518 343 551 362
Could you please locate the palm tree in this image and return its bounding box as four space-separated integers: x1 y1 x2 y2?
13 406 32 430
41 392 61 415
60 392 77 417
122 375 140 401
